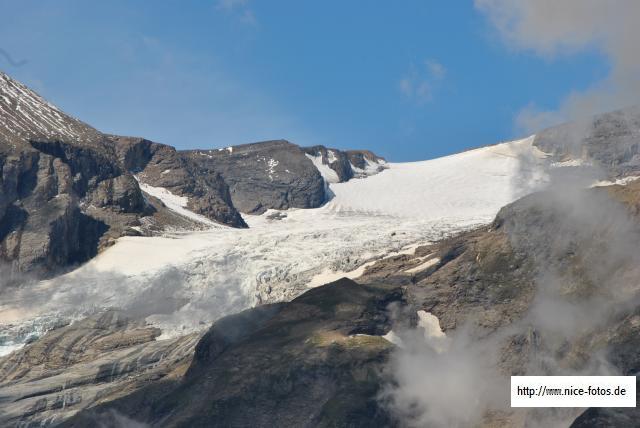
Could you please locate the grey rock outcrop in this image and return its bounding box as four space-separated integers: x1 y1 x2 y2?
185 140 327 214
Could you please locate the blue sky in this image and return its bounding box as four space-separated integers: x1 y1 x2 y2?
0 1 612 161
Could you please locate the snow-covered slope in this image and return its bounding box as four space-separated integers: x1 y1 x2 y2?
1 136 552 354
326 137 547 219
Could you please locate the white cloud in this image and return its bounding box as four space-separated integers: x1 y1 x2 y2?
399 59 446 104
475 0 640 133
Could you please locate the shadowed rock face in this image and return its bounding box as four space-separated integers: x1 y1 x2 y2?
184 140 327 214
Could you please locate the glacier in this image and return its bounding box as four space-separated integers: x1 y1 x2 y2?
1 136 555 354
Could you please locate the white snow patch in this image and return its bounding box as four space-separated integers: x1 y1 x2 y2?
405 257 440 274
306 259 377 288
327 150 338 164
550 158 591 168
136 179 217 227
265 158 279 180
383 330 404 347
306 243 426 288
417 310 449 353
591 175 640 188
305 154 340 183
350 158 386 178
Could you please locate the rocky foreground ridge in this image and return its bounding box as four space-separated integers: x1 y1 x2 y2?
0 71 384 275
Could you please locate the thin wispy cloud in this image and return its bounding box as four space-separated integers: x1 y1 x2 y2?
426 59 446 80
475 0 640 133
399 59 446 104
216 0 256 25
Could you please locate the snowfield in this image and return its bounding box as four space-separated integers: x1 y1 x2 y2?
1 136 555 354
325 137 547 218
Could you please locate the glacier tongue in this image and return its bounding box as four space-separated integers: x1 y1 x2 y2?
0 136 552 353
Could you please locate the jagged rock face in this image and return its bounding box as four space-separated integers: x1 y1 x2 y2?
304 145 356 182
62 279 402 427
534 106 640 177
0 311 198 426
303 145 387 182
0 72 151 275
346 149 386 171
112 136 247 228
185 140 326 214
